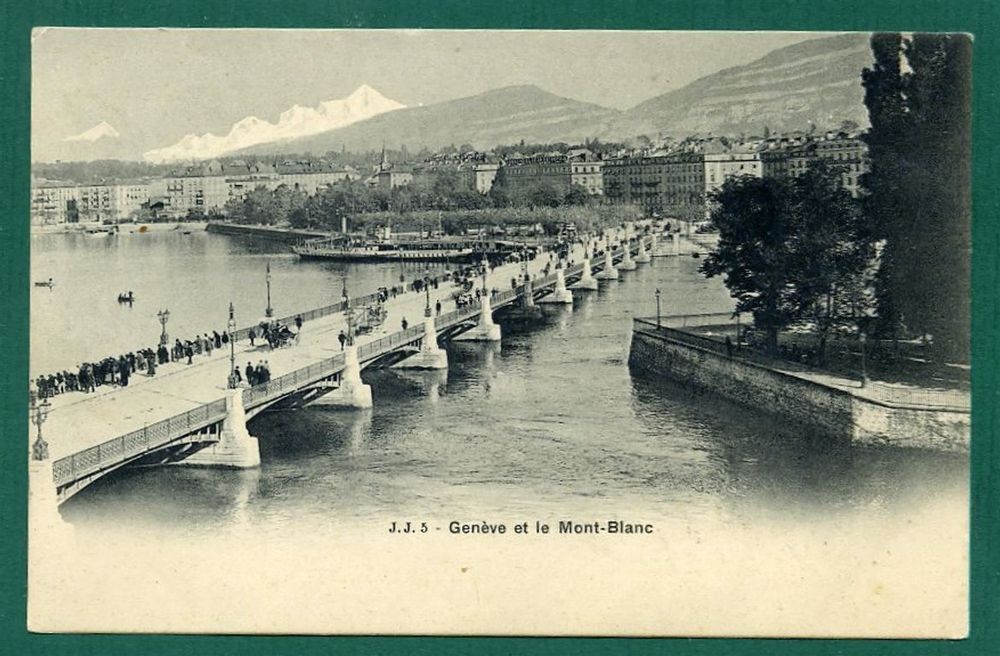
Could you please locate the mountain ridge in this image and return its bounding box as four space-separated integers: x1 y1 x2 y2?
142 84 406 163
605 33 872 139
230 84 620 156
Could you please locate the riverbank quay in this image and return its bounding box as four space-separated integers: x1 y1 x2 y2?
31 221 207 236
204 222 328 242
628 317 970 452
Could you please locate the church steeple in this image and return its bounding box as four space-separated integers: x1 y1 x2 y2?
379 144 388 170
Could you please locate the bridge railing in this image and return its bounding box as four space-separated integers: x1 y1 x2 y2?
242 354 349 409
52 397 229 488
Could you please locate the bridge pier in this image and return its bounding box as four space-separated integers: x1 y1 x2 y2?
393 316 448 369
619 241 637 270
595 247 619 280
313 345 373 408
179 388 261 468
673 232 680 256
570 255 598 290
455 292 502 341
635 238 651 263
29 456 72 546
539 268 573 304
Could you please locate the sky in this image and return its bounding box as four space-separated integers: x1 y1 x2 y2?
32 29 821 162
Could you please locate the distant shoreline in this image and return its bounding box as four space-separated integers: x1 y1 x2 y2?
31 221 208 236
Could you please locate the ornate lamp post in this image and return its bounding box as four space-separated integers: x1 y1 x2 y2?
481 256 489 297
265 260 274 318
157 309 170 346
227 302 238 389
655 288 662 328
424 271 432 318
860 331 868 388
345 305 355 346
29 385 51 462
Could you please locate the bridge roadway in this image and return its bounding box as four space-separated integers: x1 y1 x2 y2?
43 227 653 502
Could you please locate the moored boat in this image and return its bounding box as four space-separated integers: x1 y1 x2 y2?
293 236 477 263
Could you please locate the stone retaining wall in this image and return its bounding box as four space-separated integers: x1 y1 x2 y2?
629 322 969 452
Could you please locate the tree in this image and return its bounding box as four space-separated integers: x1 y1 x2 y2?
700 167 873 355
861 33 909 345
700 176 798 353
527 183 562 209
564 184 590 207
861 33 971 360
786 161 874 359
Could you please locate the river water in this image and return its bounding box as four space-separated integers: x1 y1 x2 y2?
31 229 967 545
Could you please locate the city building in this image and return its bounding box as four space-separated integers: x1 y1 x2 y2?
603 151 705 219
502 149 603 197
410 154 501 195
702 146 763 196
759 134 869 198
30 179 151 224
368 148 414 190
275 160 360 195
30 181 79 225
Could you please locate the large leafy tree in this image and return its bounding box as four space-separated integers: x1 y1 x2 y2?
700 175 798 353
786 161 874 356
701 165 872 354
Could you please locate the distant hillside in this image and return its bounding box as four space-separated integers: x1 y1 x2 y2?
605 33 872 139
233 85 619 155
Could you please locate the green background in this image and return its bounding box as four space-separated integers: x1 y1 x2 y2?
1 1 997 653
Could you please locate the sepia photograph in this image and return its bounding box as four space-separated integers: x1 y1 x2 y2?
26 28 971 637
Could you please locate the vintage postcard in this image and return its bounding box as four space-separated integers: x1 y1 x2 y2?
26 28 970 636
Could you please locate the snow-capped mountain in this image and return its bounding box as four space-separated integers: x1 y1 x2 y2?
143 85 405 163
63 121 121 142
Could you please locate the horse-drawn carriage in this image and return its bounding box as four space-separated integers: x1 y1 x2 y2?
259 319 297 348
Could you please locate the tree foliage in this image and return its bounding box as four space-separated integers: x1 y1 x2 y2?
700 164 871 353
861 33 971 360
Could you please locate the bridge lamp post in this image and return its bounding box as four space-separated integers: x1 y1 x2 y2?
345 305 355 346
424 272 432 318
157 309 170 346
341 276 354 346
227 302 238 389
265 260 274 319
655 289 662 328
29 385 51 462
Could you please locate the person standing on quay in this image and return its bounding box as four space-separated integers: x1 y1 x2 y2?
401 317 409 331
249 327 256 346
338 330 346 351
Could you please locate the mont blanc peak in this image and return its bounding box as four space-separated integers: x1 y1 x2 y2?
143 85 404 163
